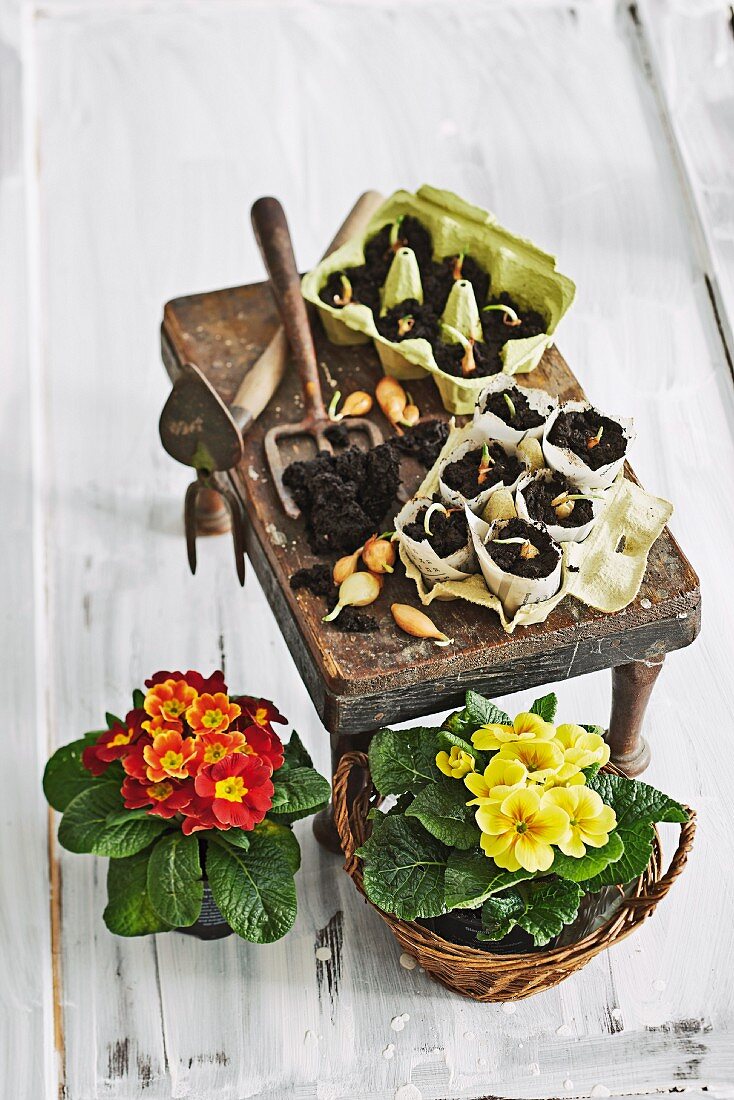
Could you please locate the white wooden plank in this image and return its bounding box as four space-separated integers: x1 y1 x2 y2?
29 0 734 1097
0 1 55 1096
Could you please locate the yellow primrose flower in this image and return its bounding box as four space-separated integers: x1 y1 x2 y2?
464 757 528 806
476 788 570 873
472 711 555 751
544 785 617 858
496 738 564 783
532 768 587 792
555 724 610 771
436 745 475 779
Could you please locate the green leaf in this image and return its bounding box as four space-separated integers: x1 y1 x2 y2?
147 833 203 927
581 723 605 737
255 820 301 874
270 767 331 822
405 776 479 850
584 772 688 890
356 816 448 920
582 763 601 781
479 890 526 940
281 730 313 771
105 712 124 729
551 831 625 883
208 829 250 851
206 831 297 943
106 808 152 825
529 693 558 722
42 732 109 812
58 784 168 857
368 726 440 796
104 848 173 937
132 689 145 709
444 849 536 909
516 878 583 946
444 691 512 740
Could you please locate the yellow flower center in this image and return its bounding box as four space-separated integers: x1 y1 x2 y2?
110 729 134 747
160 751 184 771
147 782 173 801
201 709 225 729
203 743 227 763
515 821 528 833
163 700 186 718
215 777 248 802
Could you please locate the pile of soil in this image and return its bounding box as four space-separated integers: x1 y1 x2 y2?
290 563 379 634
403 501 469 558
283 443 401 555
393 418 450 467
423 257 490 315
522 473 594 528
432 338 504 380
319 264 382 315
485 517 560 579
548 408 627 471
478 386 546 430
442 442 523 499
375 299 439 344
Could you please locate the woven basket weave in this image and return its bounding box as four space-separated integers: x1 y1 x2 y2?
334 751 695 1002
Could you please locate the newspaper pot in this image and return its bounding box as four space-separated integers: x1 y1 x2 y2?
395 497 476 584
438 438 524 515
543 401 635 490
467 512 563 618
515 469 606 544
473 375 557 447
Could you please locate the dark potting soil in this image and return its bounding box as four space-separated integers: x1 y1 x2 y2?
323 422 351 448
422 257 490 316
485 517 560 579
283 443 401 555
480 292 547 345
375 299 439 344
289 564 378 633
432 337 503 380
392 418 450 468
522 473 594 528
403 501 469 558
442 442 523 499
363 216 434 281
548 408 627 471
318 264 382 316
479 386 546 430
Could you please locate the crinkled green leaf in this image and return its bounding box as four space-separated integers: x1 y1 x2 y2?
529 692 558 722
478 889 526 940
357 816 448 920
280 730 313 772
368 726 440 796
42 732 109 812
255 820 301 874
147 832 203 927
58 784 168 857
105 712 123 729
209 829 250 851
104 848 172 937
444 848 536 909
269 767 330 823
580 723 605 737
132 689 145 710
405 776 479 850
206 831 297 943
582 762 601 781
551 831 625 883
584 772 688 890
444 691 511 739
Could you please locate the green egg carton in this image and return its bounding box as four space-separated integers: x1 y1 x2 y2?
301 185 576 415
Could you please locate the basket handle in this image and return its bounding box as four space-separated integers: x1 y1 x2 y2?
619 806 697 917
333 751 374 877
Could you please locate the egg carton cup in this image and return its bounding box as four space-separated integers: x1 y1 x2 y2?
515 468 610 544
437 436 524 515
400 419 673 633
302 185 576 414
473 375 557 447
542 401 636 491
394 497 477 585
466 512 563 619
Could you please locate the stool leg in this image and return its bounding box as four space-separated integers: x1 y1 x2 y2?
608 659 664 776
313 730 375 853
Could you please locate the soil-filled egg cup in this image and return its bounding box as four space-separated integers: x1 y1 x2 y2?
473 375 557 447
395 497 477 584
515 468 607 544
543 401 635 491
466 513 563 618
438 437 525 515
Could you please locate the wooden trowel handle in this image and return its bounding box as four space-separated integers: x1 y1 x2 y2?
251 196 324 421
233 191 382 432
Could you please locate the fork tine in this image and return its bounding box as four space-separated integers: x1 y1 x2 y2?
184 479 199 575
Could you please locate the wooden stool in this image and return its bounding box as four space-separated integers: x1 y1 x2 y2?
162 281 700 852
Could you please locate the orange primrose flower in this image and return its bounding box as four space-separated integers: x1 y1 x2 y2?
186 693 241 735
234 696 287 730
144 679 198 725
142 713 183 736
240 725 285 772
121 776 193 819
189 730 248 771
82 712 145 776
143 730 198 782
194 754 274 830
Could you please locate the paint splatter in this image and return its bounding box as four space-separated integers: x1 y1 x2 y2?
501 1002 517 1014
528 1062 540 1076
391 1013 410 1032
591 1086 611 1098
652 978 667 991
395 1085 422 1100
383 1044 395 1060
316 946 332 961
564 1079 574 1090
399 953 418 970
556 1023 572 1036
463 1031 475 1041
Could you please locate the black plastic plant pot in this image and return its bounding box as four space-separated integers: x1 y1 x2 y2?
177 880 233 941
418 910 546 955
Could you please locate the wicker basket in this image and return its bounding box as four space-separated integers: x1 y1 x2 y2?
334 751 696 1002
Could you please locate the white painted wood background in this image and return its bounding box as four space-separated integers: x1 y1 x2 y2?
2 0 733 1096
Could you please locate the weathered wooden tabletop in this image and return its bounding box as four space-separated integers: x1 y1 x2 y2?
4 2 734 1099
